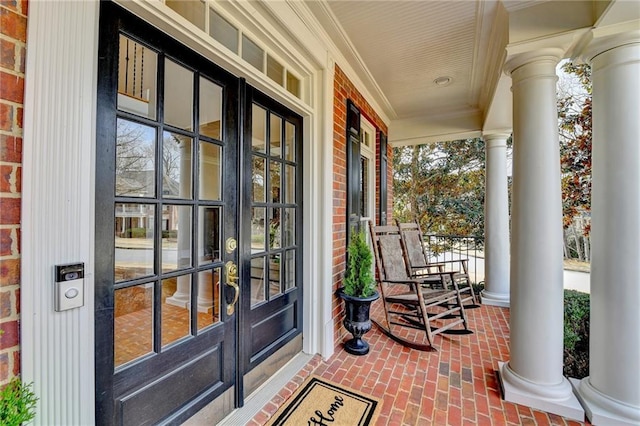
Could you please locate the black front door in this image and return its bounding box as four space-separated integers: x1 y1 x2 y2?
95 3 303 424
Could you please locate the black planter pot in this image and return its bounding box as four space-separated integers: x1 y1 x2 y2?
337 289 380 355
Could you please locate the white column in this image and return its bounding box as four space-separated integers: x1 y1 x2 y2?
167 142 192 308
498 49 583 420
481 133 511 307
573 30 640 426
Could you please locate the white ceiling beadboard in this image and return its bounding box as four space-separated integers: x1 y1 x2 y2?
312 0 619 145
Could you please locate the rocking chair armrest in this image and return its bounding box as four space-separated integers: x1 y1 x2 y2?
381 278 422 285
432 259 469 265
414 270 457 279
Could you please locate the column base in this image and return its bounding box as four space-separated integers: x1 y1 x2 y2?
498 362 584 421
165 295 189 308
571 377 640 425
196 302 215 314
480 290 510 307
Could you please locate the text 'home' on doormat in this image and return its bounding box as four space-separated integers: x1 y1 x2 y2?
266 375 380 426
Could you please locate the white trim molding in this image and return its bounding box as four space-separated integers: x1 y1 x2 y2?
21 1 100 424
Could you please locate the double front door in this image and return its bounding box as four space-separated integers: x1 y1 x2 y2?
95 3 303 424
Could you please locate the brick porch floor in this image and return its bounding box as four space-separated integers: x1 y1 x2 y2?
248 305 588 426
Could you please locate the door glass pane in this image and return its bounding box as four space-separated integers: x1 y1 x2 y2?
164 59 193 130
115 203 155 282
116 119 156 198
197 268 221 331
285 121 295 162
242 35 263 71
284 164 295 204
118 35 157 120
162 132 192 199
162 205 192 272
251 207 266 253
162 275 191 347
252 104 266 153
199 142 222 200
199 77 223 139
270 160 281 203
269 208 281 250
209 9 238 53
284 250 295 291
115 284 154 368
252 156 266 202
269 254 281 298
199 206 220 265
250 256 265 306
282 208 295 247
269 114 282 158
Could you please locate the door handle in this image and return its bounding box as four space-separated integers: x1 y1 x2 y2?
225 261 239 315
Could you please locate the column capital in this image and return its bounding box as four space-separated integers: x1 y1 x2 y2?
573 22 640 65
483 132 511 147
504 48 564 77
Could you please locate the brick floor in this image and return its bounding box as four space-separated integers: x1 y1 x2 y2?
249 305 589 426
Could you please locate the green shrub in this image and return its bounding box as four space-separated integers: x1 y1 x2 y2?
161 230 177 239
124 227 148 238
472 281 485 294
0 378 38 426
343 230 376 298
564 289 590 379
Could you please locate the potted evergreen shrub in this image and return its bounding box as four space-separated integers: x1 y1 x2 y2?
0 377 37 426
337 229 379 355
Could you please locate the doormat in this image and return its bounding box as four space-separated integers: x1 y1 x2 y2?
266 375 380 426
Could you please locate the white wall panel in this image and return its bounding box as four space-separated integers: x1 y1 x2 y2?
21 1 99 424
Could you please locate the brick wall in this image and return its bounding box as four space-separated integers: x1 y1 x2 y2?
0 0 27 386
332 65 391 345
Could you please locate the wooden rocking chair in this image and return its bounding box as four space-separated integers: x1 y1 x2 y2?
369 222 472 351
397 221 480 309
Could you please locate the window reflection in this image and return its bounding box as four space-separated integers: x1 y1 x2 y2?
251 207 266 253
250 257 266 306
284 250 296 291
117 35 157 120
269 254 281 298
270 114 282 158
164 59 194 130
285 121 295 162
252 156 266 202
199 142 222 200
197 268 221 331
162 275 191 347
115 284 154 367
284 164 295 204
270 161 281 204
162 132 192 199
161 205 192 272
199 77 223 139
252 104 267 153
199 207 220 265
114 203 155 282
116 119 156 198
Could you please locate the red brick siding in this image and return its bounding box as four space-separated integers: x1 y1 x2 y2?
332 65 392 347
0 0 27 387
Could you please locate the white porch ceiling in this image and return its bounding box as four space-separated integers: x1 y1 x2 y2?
306 0 636 146
326 0 498 120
